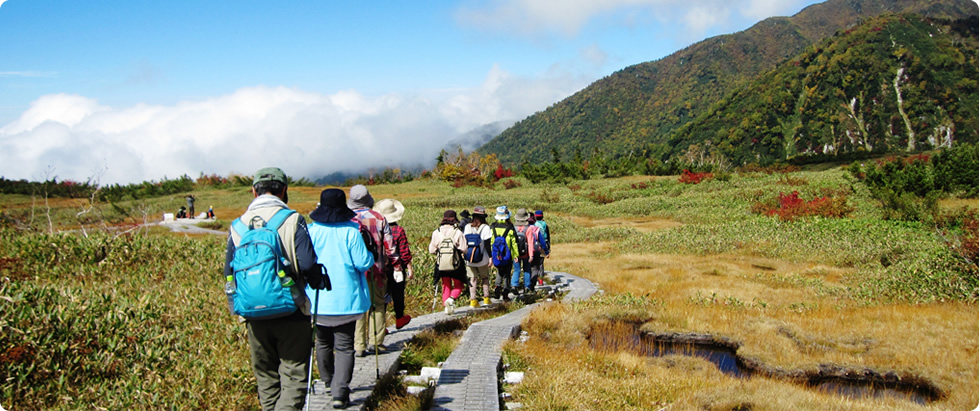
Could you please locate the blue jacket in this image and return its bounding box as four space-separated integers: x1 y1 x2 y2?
305 220 375 315
533 220 551 255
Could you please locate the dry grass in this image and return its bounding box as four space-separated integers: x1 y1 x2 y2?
532 239 979 410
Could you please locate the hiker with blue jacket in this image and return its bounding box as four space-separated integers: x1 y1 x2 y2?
305 188 374 409
224 167 328 411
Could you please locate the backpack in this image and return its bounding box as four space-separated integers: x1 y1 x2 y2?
359 223 380 262
436 231 462 271
514 225 529 259
229 209 298 319
490 224 513 267
464 231 484 263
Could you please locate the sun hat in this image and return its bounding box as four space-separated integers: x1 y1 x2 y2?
348 184 375 209
373 199 405 223
495 205 509 220
472 206 487 216
310 188 356 224
514 208 530 225
441 209 458 225
253 167 288 186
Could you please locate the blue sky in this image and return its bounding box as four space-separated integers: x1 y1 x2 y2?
0 0 821 184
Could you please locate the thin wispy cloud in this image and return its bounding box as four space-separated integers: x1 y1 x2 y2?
455 0 809 38
0 71 54 78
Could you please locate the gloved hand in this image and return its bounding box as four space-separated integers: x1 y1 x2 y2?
306 264 332 291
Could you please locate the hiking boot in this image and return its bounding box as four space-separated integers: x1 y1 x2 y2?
445 297 455 314
332 397 349 409
470 299 478 308
395 315 412 329
356 350 366 358
492 286 501 299
483 297 491 306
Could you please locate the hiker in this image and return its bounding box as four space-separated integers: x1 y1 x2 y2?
306 188 374 409
207 205 216 219
512 208 542 293
527 212 549 289
224 166 328 411
533 210 550 253
373 198 414 330
186 194 196 219
176 206 187 219
348 185 395 357
459 209 472 228
462 206 493 307
489 206 519 300
428 210 466 314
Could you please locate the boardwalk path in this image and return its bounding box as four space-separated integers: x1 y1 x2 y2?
307 271 598 410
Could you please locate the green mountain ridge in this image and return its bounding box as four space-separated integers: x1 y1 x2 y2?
480 0 979 166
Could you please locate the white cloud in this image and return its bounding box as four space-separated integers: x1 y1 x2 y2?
0 67 588 185
0 0 7 9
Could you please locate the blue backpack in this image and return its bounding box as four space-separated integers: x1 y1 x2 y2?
229 209 299 319
490 224 513 267
464 231 484 263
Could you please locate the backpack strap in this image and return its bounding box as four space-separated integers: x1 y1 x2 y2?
264 208 296 232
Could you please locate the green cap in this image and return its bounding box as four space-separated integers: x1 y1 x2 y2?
253 167 288 186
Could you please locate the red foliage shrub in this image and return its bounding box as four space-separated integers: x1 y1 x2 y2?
494 164 514 181
631 182 650 190
753 191 853 221
679 169 713 184
501 179 521 190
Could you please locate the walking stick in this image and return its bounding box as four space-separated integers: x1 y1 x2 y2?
371 304 380 380
304 287 320 411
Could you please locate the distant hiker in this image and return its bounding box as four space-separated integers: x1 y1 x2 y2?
177 206 187 219
224 167 328 411
186 194 196 219
527 212 549 289
459 209 472 228
534 210 550 253
463 206 493 306
306 188 374 409
373 198 414 330
428 210 466 314
207 205 216 219
489 205 519 300
348 185 395 357
512 208 542 293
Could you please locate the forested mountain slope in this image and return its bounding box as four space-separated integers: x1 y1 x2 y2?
672 13 978 164
480 0 978 166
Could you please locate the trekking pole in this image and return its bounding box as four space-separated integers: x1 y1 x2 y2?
371 304 381 380
304 288 320 411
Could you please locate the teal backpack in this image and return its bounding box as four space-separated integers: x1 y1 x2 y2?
229 209 299 319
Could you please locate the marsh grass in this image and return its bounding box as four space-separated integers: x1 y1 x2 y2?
0 167 975 409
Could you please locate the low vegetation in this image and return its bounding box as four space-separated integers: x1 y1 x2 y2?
0 152 976 409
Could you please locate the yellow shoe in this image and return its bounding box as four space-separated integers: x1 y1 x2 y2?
470 299 478 308
483 297 491 305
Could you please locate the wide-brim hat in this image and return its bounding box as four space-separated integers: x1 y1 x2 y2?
472 206 487 216
514 208 530 225
348 184 375 209
495 205 509 220
373 198 405 223
310 188 356 223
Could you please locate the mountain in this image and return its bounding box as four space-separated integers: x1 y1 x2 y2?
480 0 978 166
673 13 978 164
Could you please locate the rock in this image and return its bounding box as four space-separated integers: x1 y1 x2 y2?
406 386 427 396
504 372 525 384
505 402 523 409
403 375 427 385
420 367 441 381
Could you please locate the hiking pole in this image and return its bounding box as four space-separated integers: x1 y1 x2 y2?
304 288 320 411
371 304 381 380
